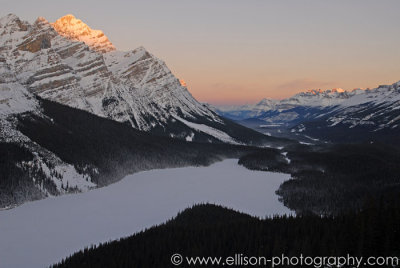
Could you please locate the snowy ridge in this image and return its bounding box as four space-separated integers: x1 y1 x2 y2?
24 151 96 194
216 82 400 132
217 83 400 114
217 88 362 115
174 116 240 144
213 88 354 121
0 58 38 116
103 48 222 130
0 82 37 116
323 83 400 131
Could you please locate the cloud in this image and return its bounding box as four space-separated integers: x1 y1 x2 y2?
276 78 334 92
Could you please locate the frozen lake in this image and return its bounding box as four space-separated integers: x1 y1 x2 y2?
0 159 291 268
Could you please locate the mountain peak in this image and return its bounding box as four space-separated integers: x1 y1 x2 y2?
60 14 76 20
305 89 324 95
1 13 19 22
0 13 29 32
34 16 51 29
331 88 345 93
0 13 21 24
257 98 275 105
35 16 48 23
51 14 115 53
179 79 187 87
303 88 347 96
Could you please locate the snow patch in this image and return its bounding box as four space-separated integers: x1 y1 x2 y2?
174 116 240 144
281 152 291 164
185 132 194 142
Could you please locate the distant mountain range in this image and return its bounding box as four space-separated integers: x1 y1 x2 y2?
215 88 349 120
214 82 400 144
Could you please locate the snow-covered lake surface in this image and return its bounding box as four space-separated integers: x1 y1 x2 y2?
0 159 291 268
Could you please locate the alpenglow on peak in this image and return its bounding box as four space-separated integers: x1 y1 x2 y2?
51 14 116 53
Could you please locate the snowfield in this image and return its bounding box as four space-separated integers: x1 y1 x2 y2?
0 159 291 268
174 116 240 144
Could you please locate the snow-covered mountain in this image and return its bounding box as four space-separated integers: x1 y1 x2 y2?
215 88 359 120
214 88 360 121
317 83 400 129
215 84 400 124
290 82 400 143
215 82 400 144
0 13 270 145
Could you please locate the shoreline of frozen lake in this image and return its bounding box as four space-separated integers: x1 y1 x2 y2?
0 159 291 268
